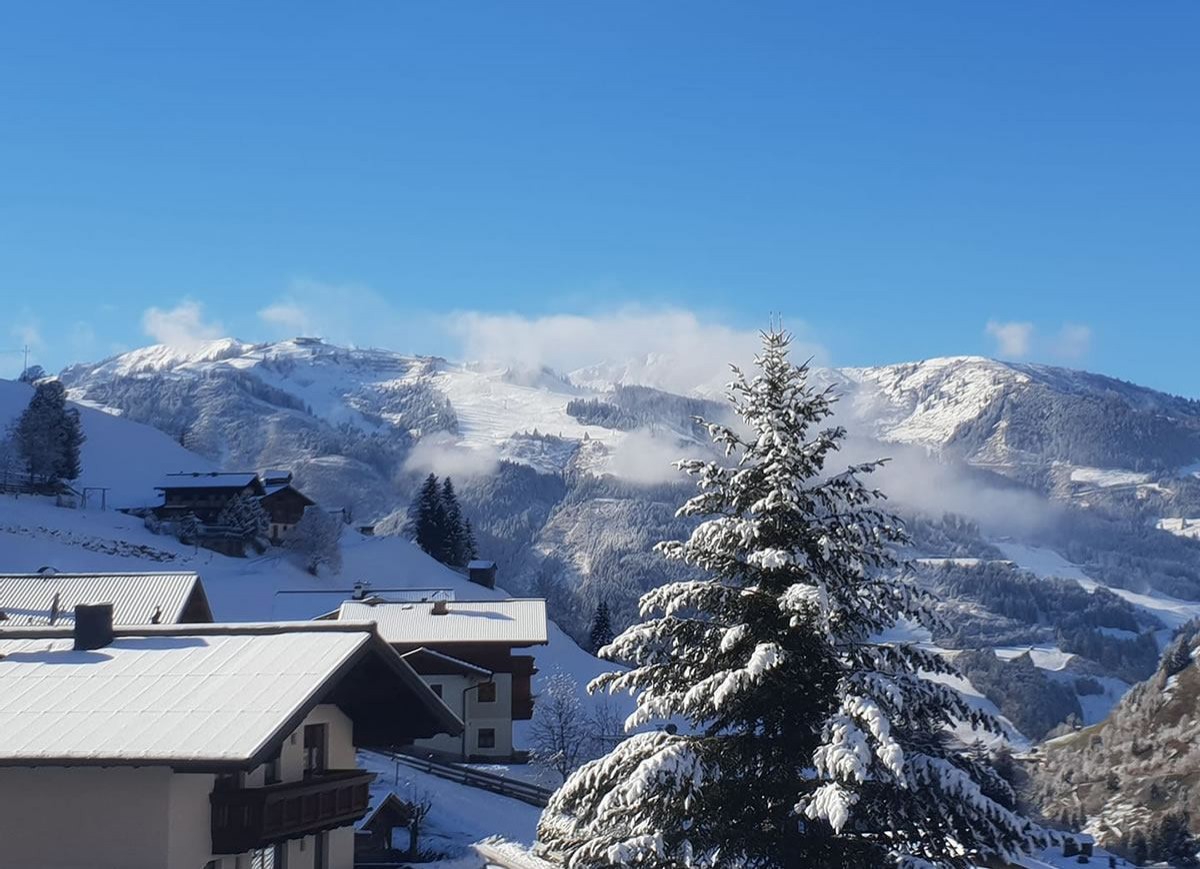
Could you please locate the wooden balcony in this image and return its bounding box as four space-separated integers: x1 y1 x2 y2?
211 769 376 853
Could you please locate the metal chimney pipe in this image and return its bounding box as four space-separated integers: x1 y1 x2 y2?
74 603 114 651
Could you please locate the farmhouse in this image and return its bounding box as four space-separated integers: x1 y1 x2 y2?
0 570 213 626
331 597 548 761
155 471 265 524
259 470 316 544
0 610 461 869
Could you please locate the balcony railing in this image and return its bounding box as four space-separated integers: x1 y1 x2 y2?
211 769 376 853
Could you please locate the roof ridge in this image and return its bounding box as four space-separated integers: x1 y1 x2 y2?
0 620 382 640
0 572 199 578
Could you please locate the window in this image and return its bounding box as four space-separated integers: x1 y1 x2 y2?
264 747 282 784
478 728 496 749
249 846 285 868
304 723 327 777
429 683 443 698
477 681 497 703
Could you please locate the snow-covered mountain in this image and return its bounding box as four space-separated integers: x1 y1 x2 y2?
46 338 1200 746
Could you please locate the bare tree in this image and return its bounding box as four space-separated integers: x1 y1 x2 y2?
405 789 433 860
284 506 343 575
530 671 592 783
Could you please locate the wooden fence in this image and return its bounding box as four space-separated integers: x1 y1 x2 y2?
382 751 554 808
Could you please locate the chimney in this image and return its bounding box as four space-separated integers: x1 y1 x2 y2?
352 581 367 601
74 604 114 651
468 560 497 590
431 598 450 616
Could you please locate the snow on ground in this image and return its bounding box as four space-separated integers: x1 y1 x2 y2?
993 644 1075 671
997 541 1200 631
360 750 541 854
434 367 618 450
1067 466 1151 488
1157 516 1200 540
923 663 1029 750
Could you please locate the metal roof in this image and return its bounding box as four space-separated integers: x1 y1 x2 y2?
401 647 492 677
0 622 460 766
337 599 548 646
0 572 208 627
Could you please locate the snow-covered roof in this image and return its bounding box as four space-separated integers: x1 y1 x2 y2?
337 599 548 647
0 572 211 627
401 646 493 677
157 472 260 490
0 621 461 767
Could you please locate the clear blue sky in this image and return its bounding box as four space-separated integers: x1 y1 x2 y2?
1 2 1197 395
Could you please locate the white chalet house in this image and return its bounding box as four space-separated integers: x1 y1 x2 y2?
329 597 548 761
0 608 462 869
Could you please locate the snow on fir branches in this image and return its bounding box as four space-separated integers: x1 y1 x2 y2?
536 328 1046 869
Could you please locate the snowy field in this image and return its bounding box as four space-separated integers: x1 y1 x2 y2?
1157 516 1200 541
1067 466 1151 488
997 541 1200 632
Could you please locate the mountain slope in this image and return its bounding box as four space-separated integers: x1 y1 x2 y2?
1030 621 1200 857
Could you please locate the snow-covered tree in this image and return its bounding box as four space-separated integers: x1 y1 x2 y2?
531 672 594 784
176 512 202 545
17 365 45 384
441 477 477 567
588 601 615 654
410 473 448 559
536 328 1045 868
14 380 85 483
217 492 270 541
285 505 343 575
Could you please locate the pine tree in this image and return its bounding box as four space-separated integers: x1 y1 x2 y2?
14 380 84 483
410 473 448 561
536 328 1045 868
441 477 476 567
588 601 614 654
57 406 84 481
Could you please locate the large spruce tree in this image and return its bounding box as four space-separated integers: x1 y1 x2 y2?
536 329 1044 868
15 379 85 483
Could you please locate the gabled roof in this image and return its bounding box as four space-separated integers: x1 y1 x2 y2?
357 791 414 831
0 621 462 769
401 646 492 677
337 599 548 647
157 472 262 492
261 482 316 504
0 572 213 627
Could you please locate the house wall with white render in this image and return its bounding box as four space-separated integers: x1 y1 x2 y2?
0 705 358 869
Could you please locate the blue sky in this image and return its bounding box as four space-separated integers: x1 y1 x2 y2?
2 2 1198 395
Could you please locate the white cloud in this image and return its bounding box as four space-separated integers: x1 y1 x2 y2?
257 279 433 352
607 428 700 485
142 300 225 351
984 320 1034 359
448 307 826 396
1052 323 1092 361
402 431 500 479
984 319 1093 364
